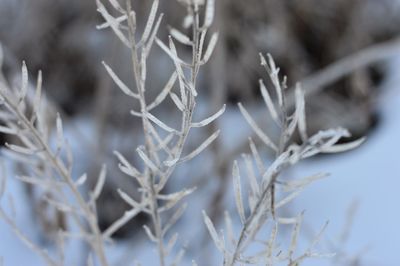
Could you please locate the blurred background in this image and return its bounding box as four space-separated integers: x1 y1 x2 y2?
0 0 400 265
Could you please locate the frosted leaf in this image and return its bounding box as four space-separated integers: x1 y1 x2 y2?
169 92 185 112
178 130 220 163
136 147 160 173
283 173 328 192
114 151 142 179
169 28 192 46
156 38 190 67
165 233 179 256
242 154 259 197
93 165 107 199
75 173 87 186
19 61 28 103
233 161 246 224
142 14 163 54
102 61 139 99
162 203 187 236
158 190 192 213
147 72 177 110
146 112 179 134
275 189 303 209
0 126 17 135
202 0 215 29
117 189 142 210
182 15 193 28
157 187 196 201
140 0 159 46
248 138 265 174
20 61 28 103
33 70 42 116
5 143 35 155
238 103 277 152
103 208 141 238
295 84 307 142
200 32 218 65
191 104 225 127
259 79 280 126
322 137 365 153
224 211 236 247
202 211 225 253
169 37 198 97
143 225 157 242
56 113 64 151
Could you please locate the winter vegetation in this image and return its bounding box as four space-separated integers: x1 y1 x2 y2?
0 0 399 265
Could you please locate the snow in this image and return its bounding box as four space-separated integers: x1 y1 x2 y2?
1 39 400 266
0 160 43 266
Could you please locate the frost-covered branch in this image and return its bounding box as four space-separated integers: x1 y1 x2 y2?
203 54 365 265
96 0 221 265
0 56 109 265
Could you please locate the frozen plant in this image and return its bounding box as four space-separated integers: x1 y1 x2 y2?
0 0 367 265
0 0 221 263
96 0 221 265
0 52 108 264
202 54 365 265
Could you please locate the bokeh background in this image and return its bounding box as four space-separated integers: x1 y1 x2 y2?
0 0 400 265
